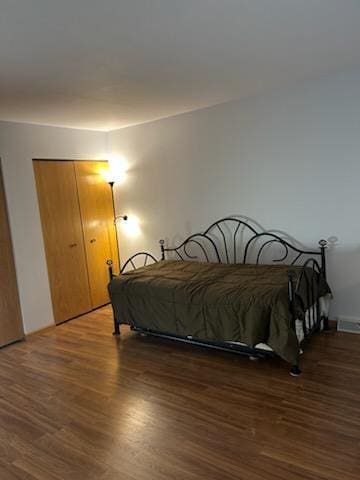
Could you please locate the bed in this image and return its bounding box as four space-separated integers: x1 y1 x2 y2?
107 217 332 375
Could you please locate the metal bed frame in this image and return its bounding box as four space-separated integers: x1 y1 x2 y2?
107 217 330 376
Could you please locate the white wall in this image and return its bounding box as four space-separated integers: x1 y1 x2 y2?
108 69 360 320
0 122 106 333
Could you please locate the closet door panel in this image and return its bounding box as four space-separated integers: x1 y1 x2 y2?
34 161 92 323
75 161 119 308
0 163 24 346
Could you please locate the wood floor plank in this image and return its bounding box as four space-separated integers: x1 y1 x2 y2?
0 306 359 479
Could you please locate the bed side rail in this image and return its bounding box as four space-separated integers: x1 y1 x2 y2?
107 252 158 280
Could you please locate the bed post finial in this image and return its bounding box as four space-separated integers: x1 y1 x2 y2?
318 239 328 280
106 259 114 281
159 239 165 260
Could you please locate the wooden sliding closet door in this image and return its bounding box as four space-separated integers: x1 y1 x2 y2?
0 162 24 346
75 161 119 308
34 161 92 324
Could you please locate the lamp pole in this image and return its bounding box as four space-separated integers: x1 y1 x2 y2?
108 181 121 274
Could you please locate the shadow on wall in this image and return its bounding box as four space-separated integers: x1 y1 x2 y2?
327 243 360 319
168 214 334 248
168 214 266 257
165 214 338 263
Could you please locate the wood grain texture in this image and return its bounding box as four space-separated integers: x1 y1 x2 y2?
74 161 119 309
33 160 92 324
0 306 359 479
0 163 24 347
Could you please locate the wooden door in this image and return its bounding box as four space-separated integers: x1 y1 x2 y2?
75 161 119 308
0 162 24 346
33 161 92 324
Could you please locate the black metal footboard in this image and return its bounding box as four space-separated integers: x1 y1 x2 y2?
287 240 329 344
107 252 158 335
107 252 158 280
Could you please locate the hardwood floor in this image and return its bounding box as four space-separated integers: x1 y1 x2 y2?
0 306 359 480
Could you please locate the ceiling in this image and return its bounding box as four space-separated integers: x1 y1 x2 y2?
1 0 360 131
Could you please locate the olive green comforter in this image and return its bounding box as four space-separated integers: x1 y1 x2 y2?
108 260 330 364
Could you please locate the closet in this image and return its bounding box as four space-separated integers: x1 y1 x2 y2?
33 160 119 324
0 161 24 346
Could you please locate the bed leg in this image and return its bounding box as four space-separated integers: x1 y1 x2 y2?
112 317 120 336
289 365 302 377
323 316 330 331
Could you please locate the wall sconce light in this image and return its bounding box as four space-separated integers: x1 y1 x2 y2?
114 214 128 223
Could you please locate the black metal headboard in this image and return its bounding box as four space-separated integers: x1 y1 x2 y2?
159 217 327 277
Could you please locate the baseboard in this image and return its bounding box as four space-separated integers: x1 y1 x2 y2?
25 322 56 337
0 336 24 348
337 315 360 334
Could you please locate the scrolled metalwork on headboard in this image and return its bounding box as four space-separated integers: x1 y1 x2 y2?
106 252 158 280
159 217 328 276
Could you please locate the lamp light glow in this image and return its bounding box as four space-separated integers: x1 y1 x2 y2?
121 215 141 238
101 169 115 184
108 155 128 184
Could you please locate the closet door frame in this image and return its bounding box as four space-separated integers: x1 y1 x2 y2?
33 159 118 323
0 159 24 346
